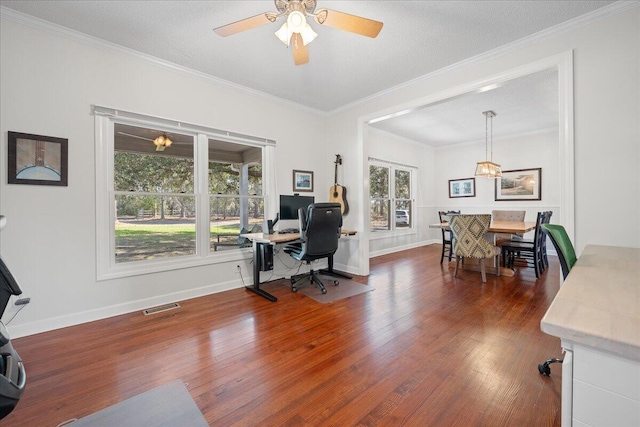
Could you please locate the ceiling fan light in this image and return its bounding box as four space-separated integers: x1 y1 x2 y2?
275 22 290 46
153 134 172 152
300 23 317 46
287 11 306 33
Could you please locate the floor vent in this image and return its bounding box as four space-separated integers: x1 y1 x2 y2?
143 303 180 315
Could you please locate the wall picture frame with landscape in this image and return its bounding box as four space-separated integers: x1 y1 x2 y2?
495 168 542 201
292 170 313 192
448 178 475 198
8 131 68 186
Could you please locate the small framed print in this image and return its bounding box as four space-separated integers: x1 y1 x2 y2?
448 178 475 198
8 131 68 186
495 168 542 201
293 170 314 192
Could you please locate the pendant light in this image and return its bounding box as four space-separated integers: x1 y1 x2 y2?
475 110 502 178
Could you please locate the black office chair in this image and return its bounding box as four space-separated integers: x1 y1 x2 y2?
438 210 460 264
0 217 27 419
537 223 577 376
284 203 343 294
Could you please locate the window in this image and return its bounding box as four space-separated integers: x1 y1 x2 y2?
94 107 273 279
208 138 264 251
369 161 415 232
114 124 196 263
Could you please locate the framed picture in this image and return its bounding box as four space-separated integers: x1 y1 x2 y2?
292 170 313 192
8 132 68 186
495 168 542 201
448 177 476 198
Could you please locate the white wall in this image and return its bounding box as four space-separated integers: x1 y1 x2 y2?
0 16 329 337
435 130 560 239
1 5 639 337
325 6 640 274
367 128 436 257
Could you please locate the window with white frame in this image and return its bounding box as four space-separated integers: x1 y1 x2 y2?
369 161 415 232
94 108 272 279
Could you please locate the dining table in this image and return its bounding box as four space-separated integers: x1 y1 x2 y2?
429 219 537 277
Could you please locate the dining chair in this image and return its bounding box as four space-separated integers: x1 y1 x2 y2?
449 214 500 283
537 223 577 376
500 212 546 278
491 210 526 245
438 210 460 264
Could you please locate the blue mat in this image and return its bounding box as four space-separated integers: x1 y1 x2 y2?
70 380 208 427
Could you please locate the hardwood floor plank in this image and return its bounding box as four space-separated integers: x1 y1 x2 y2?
4 245 562 426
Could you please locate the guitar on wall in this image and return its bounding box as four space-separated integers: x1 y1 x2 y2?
329 154 349 215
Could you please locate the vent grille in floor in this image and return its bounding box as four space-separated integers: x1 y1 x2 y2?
143 302 180 315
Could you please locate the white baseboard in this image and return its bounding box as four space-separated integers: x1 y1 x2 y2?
6 278 244 339
369 240 437 259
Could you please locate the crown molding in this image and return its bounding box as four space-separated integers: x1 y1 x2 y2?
329 1 639 116
1 2 637 116
0 6 326 117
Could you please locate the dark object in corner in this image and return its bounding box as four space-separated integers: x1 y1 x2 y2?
0 256 26 419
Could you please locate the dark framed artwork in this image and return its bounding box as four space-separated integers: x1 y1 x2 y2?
495 168 541 201
448 177 476 198
292 170 313 192
8 131 68 186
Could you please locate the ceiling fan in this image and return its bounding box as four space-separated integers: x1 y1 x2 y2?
213 0 383 66
118 132 173 152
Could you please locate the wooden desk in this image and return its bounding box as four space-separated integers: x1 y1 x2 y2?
429 220 536 277
241 229 356 302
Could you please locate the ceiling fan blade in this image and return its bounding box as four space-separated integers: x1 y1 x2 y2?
314 9 383 38
291 33 309 66
213 12 279 37
118 132 153 142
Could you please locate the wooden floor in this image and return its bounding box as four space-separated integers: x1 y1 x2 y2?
6 245 563 426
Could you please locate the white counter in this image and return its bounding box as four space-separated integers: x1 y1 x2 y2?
540 245 640 426
541 245 640 361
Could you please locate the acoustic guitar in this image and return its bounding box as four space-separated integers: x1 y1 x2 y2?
329 154 349 215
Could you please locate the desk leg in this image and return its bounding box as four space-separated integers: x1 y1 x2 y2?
245 241 277 302
320 255 353 280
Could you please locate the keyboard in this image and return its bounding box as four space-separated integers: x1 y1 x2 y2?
279 228 299 234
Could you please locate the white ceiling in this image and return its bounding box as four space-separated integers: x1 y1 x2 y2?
370 68 559 146
0 1 617 145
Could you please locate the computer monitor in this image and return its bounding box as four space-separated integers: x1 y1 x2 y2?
279 195 314 220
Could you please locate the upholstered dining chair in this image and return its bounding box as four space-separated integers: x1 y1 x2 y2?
438 210 460 264
491 210 526 245
449 214 501 283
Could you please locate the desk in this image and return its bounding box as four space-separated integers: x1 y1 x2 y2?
241 229 356 302
540 245 640 426
429 220 536 277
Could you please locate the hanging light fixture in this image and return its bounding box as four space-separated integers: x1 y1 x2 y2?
475 110 502 178
275 9 318 46
153 134 173 152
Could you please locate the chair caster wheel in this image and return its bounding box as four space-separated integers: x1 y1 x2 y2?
321 288 327 294
538 364 551 376
334 280 339 286
292 286 297 293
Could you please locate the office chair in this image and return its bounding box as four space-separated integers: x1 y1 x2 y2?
537 223 577 375
0 217 26 419
284 203 343 294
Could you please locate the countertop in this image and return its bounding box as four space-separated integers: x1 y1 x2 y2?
540 245 640 361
